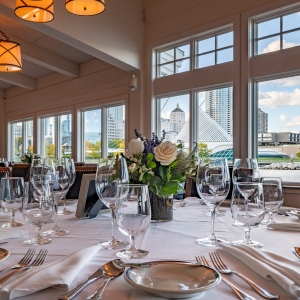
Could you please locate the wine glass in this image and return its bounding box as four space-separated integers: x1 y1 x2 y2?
196 158 230 247
58 158 76 215
42 158 70 237
115 184 151 259
22 181 54 245
260 177 283 225
232 158 260 227
231 182 265 248
95 156 129 249
0 177 24 228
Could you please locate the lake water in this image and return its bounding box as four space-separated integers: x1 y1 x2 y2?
259 169 300 184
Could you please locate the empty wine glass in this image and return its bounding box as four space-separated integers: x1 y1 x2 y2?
115 184 151 259
231 158 260 227
0 177 24 228
58 158 76 215
95 156 129 249
22 181 54 245
260 177 283 225
196 158 230 247
231 182 265 248
42 158 70 237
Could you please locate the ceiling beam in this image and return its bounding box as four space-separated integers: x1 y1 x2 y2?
0 73 36 90
10 35 80 78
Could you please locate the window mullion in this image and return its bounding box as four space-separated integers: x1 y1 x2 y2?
102 108 107 158
56 115 60 158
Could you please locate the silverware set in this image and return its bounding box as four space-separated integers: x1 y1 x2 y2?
0 248 48 284
196 253 279 300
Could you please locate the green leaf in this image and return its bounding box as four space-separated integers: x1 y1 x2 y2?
159 165 167 179
146 153 153 161
169 160 178 169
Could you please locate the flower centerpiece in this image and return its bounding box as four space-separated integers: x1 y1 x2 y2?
20 151 41 164
123 129 197 222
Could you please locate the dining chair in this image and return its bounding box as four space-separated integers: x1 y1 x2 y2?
12 164 31 182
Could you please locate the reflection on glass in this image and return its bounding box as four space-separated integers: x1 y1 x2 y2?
197 53 215 68
217 48 233 64
217 31 233 48
159 63 174 77
257 36 280 55
43 116 56 159
84 109 101 162
283 31 300 49
107 105 125 156
283 12 300 31
159 49 174 63
176 59 190 73
197 37 215 54
60 114 72 158
257 18 280 38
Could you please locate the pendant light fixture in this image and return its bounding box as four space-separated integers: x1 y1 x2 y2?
0 30 22 72
15 0 54 23
65 0 105 16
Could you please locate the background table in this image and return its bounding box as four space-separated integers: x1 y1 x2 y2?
0 200 298 300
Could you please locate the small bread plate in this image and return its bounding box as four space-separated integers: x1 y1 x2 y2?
0 248 10 263
124 261 221 299
288 210 300 219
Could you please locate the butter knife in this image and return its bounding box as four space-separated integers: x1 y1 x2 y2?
57 265 104 300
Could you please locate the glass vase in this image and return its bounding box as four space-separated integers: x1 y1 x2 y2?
149 191 173 222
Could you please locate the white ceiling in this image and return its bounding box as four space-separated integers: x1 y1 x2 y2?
0 0 143 92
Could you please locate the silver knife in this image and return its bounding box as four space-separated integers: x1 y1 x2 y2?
57 265 104 300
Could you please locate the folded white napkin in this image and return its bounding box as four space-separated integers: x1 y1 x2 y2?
0 243 102 300
0 230 28 241
267 222 300 231
220 244 300 298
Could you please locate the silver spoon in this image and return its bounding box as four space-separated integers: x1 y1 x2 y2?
86 259 125 300
292 247 300 259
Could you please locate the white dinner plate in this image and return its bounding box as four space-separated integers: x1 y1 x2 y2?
0 248 10 263
124 261 221 299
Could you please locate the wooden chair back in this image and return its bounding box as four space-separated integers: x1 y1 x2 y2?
12 164 31 182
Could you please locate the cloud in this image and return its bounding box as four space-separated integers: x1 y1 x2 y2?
279 114 287 121
283 116 300 129
262 39 298 54
258 88 300 108
260 76 300 87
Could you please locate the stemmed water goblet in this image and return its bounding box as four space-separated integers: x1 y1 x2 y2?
231 158 260 227
95 156 129 249
196 158 230 247
231 182 265 248
115 184 151 259
260 177 283 225
58 158 76 215
42 158 70 237
22 181 54 245
0 177 24 228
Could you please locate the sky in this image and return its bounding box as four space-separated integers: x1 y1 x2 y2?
160 11 300 134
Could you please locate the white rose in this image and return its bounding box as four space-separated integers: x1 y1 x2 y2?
154 141 177 166
127 138 144 156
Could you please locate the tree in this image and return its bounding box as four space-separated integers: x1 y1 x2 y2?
45 144 56 158
85 140 101 160
198 142 212 158
15 137 22 152
296 149 300 159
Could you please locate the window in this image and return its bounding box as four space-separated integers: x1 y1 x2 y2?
256 75 300 170
41 114 72 159
157 44 190 77
196 31 233 68
82 104 125 162
255 11 300 55
10 119 33 162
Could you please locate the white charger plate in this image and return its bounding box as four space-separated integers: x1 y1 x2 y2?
124 261 221 299
0 248 10 263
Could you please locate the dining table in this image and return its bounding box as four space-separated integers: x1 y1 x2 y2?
0 199 299 300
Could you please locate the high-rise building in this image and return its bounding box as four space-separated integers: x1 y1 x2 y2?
107 106 125 141
258 108 268 133
205 87 233 136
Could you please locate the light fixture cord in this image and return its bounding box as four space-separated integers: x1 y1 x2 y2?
0 30 10 41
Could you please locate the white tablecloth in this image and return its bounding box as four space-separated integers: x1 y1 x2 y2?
0 201 299 300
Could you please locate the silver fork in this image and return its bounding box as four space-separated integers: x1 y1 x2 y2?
209 252 279 299
0 248 36 274
196 256 256 300
0 249 49 284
